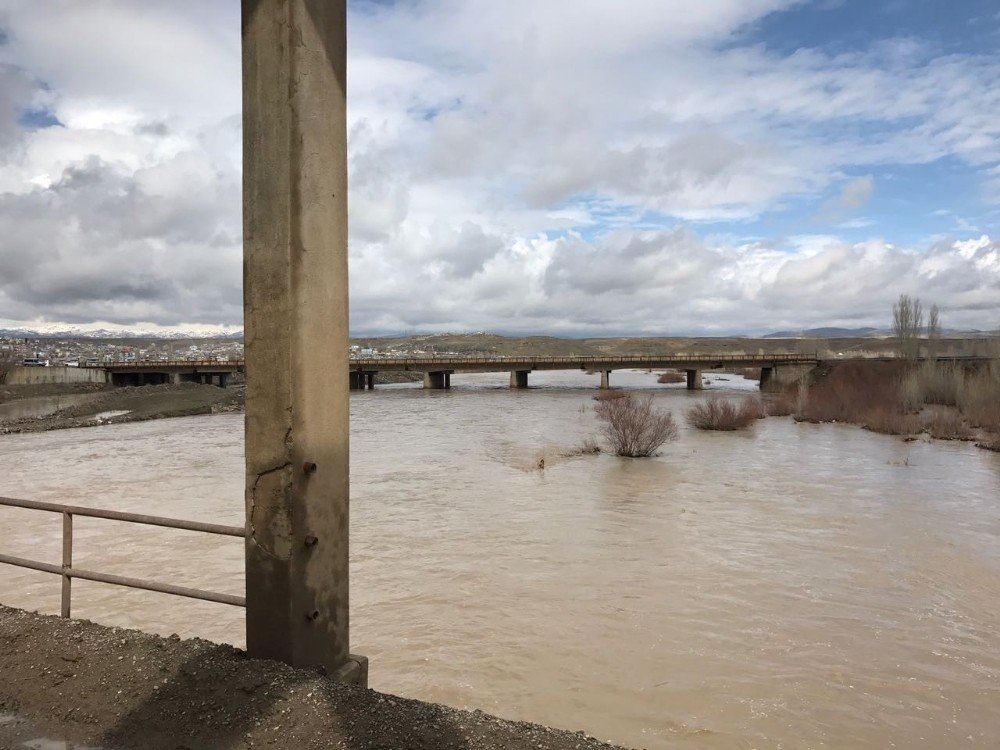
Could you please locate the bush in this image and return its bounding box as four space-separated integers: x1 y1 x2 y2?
764 393 796 416
594 393 678 457
657 371 685 384
686 396 760 431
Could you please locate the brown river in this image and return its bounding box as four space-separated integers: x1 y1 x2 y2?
1 370 999 749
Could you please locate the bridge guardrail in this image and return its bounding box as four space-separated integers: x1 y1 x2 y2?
0 496 246 616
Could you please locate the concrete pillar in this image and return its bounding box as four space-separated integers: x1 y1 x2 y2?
423 371 447 389
349 372 364 390
445 372 451 389
510 370 529 389
759 367 774 391
685 369 702 390
242 0 364 684
219 373 230 389
365 372 375 390
600 370 611 389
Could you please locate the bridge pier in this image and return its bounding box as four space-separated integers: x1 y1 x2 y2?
510 370 529 389
349 372 365 391
600 370 611 389
366 372 375 390
760 367 774 391
685 369 703 390
423 371 452 389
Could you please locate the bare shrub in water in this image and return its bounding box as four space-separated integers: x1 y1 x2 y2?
686 396 760 431
764 393 796 416
593 389 627 401
657 371 685 384
594 393 678 457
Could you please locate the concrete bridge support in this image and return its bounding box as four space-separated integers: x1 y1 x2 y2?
423 371 452 389
349 372 364 391
760 367 774 391
685 369 703 390
599 370 611 389
242 0 364 684
510 370 529 389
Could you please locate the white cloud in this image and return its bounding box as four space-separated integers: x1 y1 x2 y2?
0 1 997 334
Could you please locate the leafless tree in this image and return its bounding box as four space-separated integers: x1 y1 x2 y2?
927 304 941 356
892 294 924 359
594 392 678 457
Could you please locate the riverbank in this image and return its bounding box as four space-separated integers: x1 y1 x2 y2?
0 382 243 434
790 359 1000 452
0 606 626 750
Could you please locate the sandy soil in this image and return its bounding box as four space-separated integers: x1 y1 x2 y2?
0 605 628 750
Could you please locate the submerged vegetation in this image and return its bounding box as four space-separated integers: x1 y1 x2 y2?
594 392 678 457
686 396 762 431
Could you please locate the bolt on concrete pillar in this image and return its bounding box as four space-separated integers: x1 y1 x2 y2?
243 0 364 684
510 370 529 388
600 370 611 389
685 369 703 390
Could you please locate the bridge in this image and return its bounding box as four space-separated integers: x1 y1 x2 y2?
85 353 817 390
350 353 822 390
86 353 994 391
89 359 246 387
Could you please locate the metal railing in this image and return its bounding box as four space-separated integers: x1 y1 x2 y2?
0 496 246 616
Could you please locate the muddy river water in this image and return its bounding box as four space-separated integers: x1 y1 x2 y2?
1 371 999 749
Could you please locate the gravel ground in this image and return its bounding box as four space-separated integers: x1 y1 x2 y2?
0 606 632 750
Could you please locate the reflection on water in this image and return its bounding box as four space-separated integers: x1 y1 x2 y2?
1 369 999 749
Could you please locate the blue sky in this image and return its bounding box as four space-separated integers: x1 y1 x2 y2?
0 0 997 335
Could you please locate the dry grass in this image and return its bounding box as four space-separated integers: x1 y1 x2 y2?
686 396 761 431
795 361 908 425
959 364 1000 430
903 362 964 408
656 371 686 384
862 408 921 435
921 408 974 440
594 393 678 457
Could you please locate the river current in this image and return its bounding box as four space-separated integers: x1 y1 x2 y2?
1 370 998 749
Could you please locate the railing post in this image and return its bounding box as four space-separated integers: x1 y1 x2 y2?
61 512 72 618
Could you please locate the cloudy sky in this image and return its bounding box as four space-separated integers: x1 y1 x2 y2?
0 0 998 336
